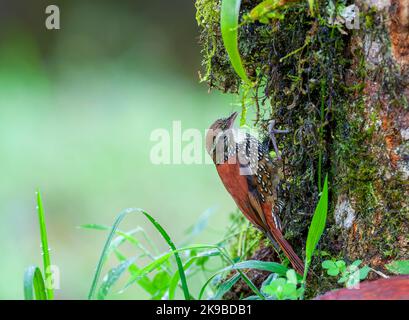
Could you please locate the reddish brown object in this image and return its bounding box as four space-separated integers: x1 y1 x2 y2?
205 112 304 275
389 0 409 66
315 276 409 300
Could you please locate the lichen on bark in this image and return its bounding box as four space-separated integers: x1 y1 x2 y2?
196 0 409 298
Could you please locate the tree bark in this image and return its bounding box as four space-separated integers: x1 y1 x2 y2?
196 0 408 298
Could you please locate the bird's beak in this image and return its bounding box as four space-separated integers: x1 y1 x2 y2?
226 112 238 128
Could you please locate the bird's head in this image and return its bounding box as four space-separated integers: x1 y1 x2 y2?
205 112 238 156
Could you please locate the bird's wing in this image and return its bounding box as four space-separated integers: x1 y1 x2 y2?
238 134 280 203
239 134 282 229
216 161 266 231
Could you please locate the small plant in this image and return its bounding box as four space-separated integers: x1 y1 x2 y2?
385 260 409 275
303 174 329 282
244 0 289 24
86 208 192 300
322 259 371 287
261 269 304 300
23 190 54 300
85 208 290 300
220 0 252 85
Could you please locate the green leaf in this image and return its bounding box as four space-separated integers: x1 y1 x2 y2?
286 269 298 285
226 260 289 275
243 295 262 300
36 190 53 299
335 260 346 269
335 260 346 273
182 208 215 245
220 0 251 84
151 271 172 300
81 225 157 266
80 223 110 231
246 0 286 23
80 224 144 247
322 260 336 270
346 277 359 288
168 250 219 300
263 278 286 296
88 209 134 300
261 273 278 287
385 260 409 275
359 266 371 280
296 287 305 298
138 210 191 299
304 174 329 282
212 273 241 300
114 250 155 295
24 266 47 300
200 271 260 301
338 275 348 284
97 257 136 300
351 259 362 267
263 278 299 300
317 250 331 257
282 283 298 300
327 268 339 276
168 258 196 300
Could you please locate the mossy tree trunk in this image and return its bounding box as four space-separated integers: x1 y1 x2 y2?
196 0 408 297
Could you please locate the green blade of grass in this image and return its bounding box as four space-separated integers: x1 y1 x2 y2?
168 249 220 300
36 189 53 300
87 209 142 300
182 207 215 246
97 257 136 300
199 269 262 300
80 223 110 231
114 250 156 296
81 224 163 264
303 174 329 282
221 0 251 85
87 208 191 300
211 273 241 300
82 225 149 262
168 258 197 300
222 260 289 275
139 210 191 300
24 266 47 300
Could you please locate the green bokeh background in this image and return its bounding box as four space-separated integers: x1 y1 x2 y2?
0 1 238 299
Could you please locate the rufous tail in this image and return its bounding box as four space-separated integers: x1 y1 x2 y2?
267 230 305 275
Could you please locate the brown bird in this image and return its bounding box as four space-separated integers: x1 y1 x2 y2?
206 112 304 274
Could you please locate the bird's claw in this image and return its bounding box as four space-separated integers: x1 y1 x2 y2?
268 120 289 160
